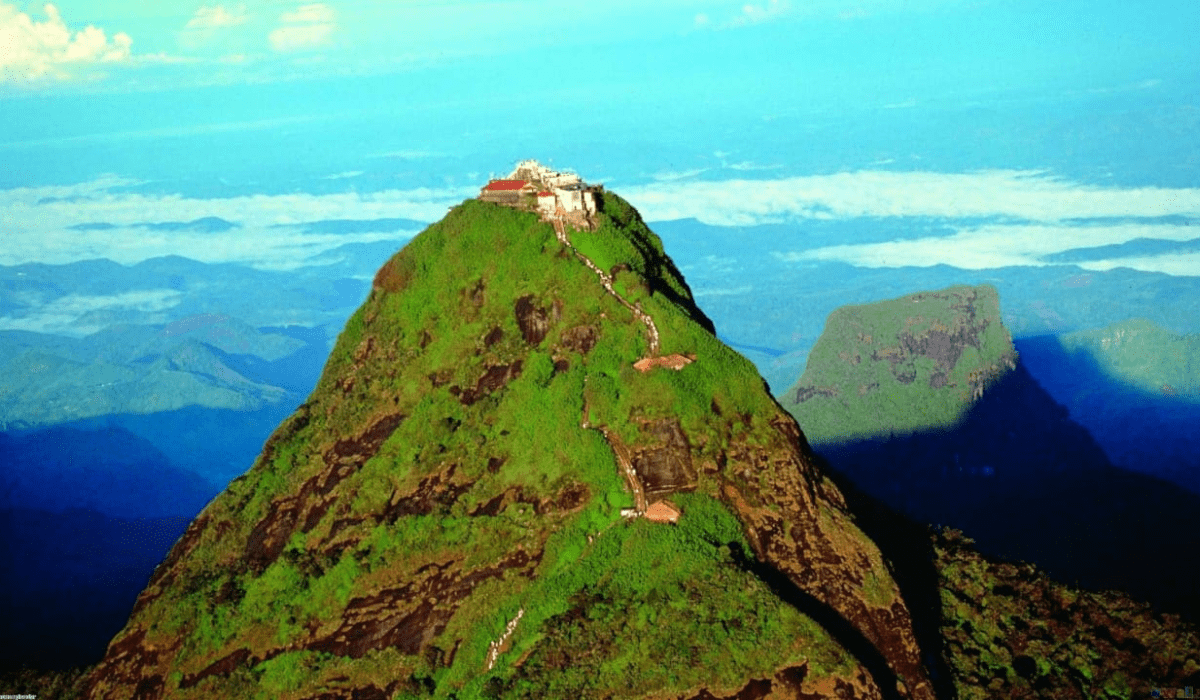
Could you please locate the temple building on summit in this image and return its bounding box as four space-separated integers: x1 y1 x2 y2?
479 160 600 217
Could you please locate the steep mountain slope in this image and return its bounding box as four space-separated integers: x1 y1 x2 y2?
778 285 1016 444
84 192 933 699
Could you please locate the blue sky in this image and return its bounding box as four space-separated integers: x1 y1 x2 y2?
2 0 1200 313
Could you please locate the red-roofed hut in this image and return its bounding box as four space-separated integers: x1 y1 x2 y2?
480 179 534 204
645 501 681 524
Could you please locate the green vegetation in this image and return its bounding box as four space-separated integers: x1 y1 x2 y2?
487 495 855 698
94 193 899 700
0 665 93 700
779 285 1017 443
935 528 1200 699
1060 317 1200 398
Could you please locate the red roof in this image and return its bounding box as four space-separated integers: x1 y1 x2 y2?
645 501 680 523
482 179 528 191
537 191 554 197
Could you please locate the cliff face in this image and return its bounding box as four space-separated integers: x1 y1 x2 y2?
84 192 932 700
780 285 1017 444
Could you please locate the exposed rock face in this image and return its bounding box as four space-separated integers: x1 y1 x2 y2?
631 418 697 497
781 285 1018 443
85 193 932 699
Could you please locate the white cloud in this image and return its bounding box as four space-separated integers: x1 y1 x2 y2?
185 5 247 30
269 3 335 52
179 4 248 50
1076 252 1200 277
652 168 708 181
321 170 364 180
0 3 132 82
0 177 473 269
696 0 789 29
730 0 789 26
777 223 1200 275
625 170 1200 226
631 169 1200 277
694 285 754 297
727 161 783 171
0 289 183 336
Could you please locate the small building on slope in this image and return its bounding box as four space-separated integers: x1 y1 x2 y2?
645 501 681 524
554 182 597 215
480 179 534 205
633 354 694 373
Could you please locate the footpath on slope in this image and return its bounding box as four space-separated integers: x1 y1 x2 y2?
552 214 658 518
551 217 660 355
477 216 659 673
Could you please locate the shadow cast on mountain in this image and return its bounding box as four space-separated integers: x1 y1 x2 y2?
727 542 903 700
809 461 959 700
0 507 191 671
0 425 215 519
596 196 717 336
812 361 1200 625
1015 334 1200 496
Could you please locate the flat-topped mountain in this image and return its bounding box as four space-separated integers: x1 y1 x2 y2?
84 178 933 699
779 285 1017 444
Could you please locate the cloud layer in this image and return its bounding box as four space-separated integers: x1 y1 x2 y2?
776 223 1200 275
269 3 335 52
185 5 248 31
626 170 1200 225
0 289 183 335
1 3 131 82
1 177 468 269
626 169 1200 276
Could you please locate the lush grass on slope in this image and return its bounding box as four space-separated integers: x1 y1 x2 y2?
135 195 860 699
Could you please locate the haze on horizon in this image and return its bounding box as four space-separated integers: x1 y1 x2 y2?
3 0 1199 342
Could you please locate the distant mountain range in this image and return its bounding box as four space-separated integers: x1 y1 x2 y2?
0 244 410 675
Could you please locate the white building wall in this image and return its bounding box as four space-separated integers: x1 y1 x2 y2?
546 173 581 188
555 187 584 212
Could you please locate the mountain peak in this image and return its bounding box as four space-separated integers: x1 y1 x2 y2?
85 187 933 699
